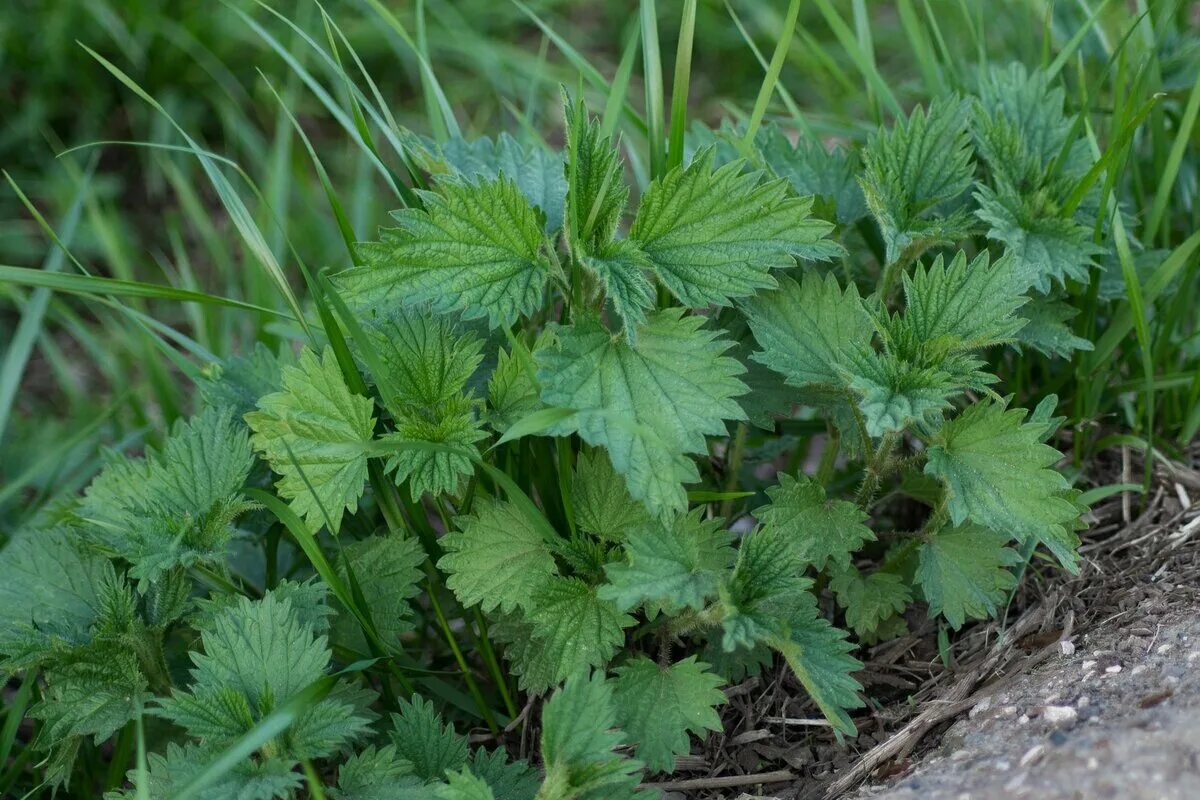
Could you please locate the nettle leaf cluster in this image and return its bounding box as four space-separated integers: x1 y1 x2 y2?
2 68 1102 796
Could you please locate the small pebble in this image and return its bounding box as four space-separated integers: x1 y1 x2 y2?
1082 659 1098 671
1087 757 1100 769
1060 639 1076 656
1105 665 1123 674
1019 744 1046 766
1043 705 1078 726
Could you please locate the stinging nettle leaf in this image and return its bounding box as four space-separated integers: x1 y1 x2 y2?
742 271 873 396
632 148 840 308
536 310 748 520
571 449 651 541
600 510 735 613
611 656 726 773
564 93 629 254
860 96 975 266
246 346 375 535
901 250 1030 350
758 123 868 224
916 523 1020 629
438 497 559 615
755 473 875 571
924 401 1080 571
338 176 556 330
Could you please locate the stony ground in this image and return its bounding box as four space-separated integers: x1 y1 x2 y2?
847 607 1200 800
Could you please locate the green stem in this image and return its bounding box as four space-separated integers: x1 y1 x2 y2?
855 431 898 509
427 581 499 734
720 423 748 519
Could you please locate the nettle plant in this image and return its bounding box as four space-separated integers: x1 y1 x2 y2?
3 66 1101 797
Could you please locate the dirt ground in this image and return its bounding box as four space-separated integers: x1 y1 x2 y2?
846 605 1200 799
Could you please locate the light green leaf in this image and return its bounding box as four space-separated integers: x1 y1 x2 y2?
246 346 375 534
916 524 1020 629
924 402 1080 570
438 498 559 615
860 97 975 265
755 473 874 571
536 310 747 519
901 250 1030 350
600 510 735 613
766 592 864 736
842 345 959 436
829 567 912 638
565 94 628 253
611 656 725 773
486 334 548 434
742 272 873 396
436 769 496 800
631 148 839 308
382 394 486 500
570 449 651 541
339 176 555 329
538 672 645 800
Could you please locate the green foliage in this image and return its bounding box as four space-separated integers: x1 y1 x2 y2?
17 17 1161 789
631 148 839 308
340 176 557 329
246 346 375 534
536 310 748 519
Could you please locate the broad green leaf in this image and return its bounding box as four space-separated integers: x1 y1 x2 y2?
755 473 874 571
433 133 567 233
924 402 1080 570
768 592 864 736
758 124 867 224
389 695 468 782
841 345 960 436
158 591 371 757
199 342 293 418
436 769 496 800
742 272 872 396
339 176 555 329
360 309 484 414
860 97 975 265
536 310 747 519
246 346 375 534
438 498 559 615
901 250 1030 350
538 672 645 800
570 449 651 541
110 742 301 800
829 566 912 638
333 535 426 653
916 524 1020 629
80 407 256 582
631 148 839 308
974 184 1103 294
468 748 540 800
600 510 735 613
486 334 548 433
382 394 486 500
1014 298 1095 357
521 578 634 690
611 656 725 773
721 524 810 651
331 744 424 800
0 527 115 661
